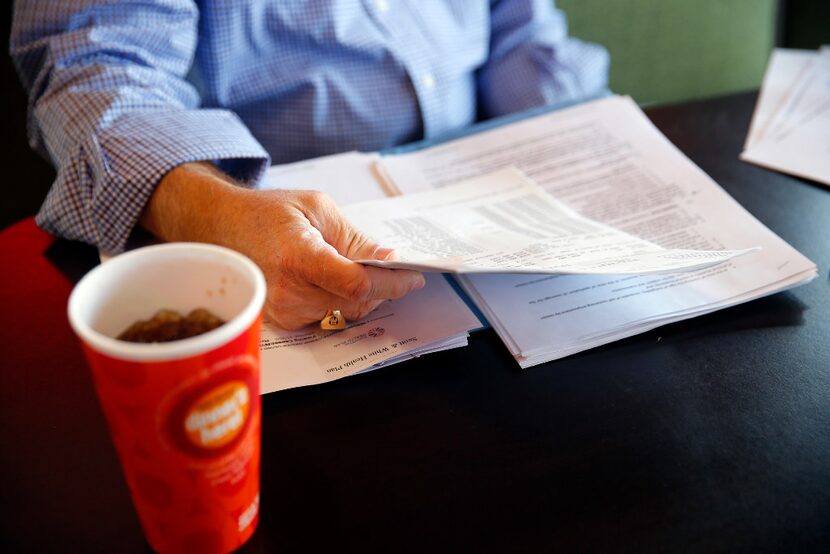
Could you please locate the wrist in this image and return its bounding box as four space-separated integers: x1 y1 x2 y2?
140 161 250 246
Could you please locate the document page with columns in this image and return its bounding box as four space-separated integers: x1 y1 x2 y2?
343 167 753 275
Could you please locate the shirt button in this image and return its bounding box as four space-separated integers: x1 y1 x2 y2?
421 73 436 90
374 0 389 13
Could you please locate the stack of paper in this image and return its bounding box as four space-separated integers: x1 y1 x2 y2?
260 273 478 394
260 94 816 376
376 96 817 367
741 47 830 187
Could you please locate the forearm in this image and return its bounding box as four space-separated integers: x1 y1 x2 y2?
12 1 270 252
140 162 246 247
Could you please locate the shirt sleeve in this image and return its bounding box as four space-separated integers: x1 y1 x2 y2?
10 1 271 254
478 0 611 118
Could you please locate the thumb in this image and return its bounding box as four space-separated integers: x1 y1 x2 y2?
339 224 396 262
372 246 399 261
298 190 399 262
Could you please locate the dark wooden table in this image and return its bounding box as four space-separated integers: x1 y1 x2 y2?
2 92 829 553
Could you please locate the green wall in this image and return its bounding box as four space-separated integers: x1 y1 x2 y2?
556 0 778 105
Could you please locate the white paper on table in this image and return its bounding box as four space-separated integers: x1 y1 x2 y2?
354 334 471 375
744 48 818 150
259 273 480 393
343 167 754 275
742 48 830 186
376 94 817 367
741 105 830 186
260 151 388 204
761 48 830 142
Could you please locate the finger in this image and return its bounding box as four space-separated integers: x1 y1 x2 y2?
373 246 399 261
295 190 399 262
292 227 425 303
338 226 392 261
264 280 386 330
338 298 386 321
271 294 384 328
306 257 424 304
267 299 384 330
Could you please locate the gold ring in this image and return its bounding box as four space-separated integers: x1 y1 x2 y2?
320 309 346 330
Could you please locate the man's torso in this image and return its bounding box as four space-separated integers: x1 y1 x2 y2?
192 1 489 162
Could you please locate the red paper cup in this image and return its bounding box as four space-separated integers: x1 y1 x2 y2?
68 243 266 554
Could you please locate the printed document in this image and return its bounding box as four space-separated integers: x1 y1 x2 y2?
261 150 386 203
742 47 830 187
343 167 753 275
744 48 818 150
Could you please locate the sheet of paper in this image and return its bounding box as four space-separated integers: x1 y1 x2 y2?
741 107 830 186
377 95 817 366
744 48 818 150
354 334 470 375
742 48 830 186
260 150 388 204
259 273 480 393
762 48 830 142
343 167 752 275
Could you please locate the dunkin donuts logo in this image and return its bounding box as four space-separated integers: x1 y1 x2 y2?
165 363 257 458
184 381 250 449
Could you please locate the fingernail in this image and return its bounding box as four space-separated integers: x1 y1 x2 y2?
413 274 426 289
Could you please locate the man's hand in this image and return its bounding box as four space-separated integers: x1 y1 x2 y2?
140 162 425 329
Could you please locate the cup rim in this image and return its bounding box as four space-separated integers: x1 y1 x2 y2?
68 242 266 362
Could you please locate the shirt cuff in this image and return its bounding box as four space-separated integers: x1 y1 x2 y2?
39 109 270 255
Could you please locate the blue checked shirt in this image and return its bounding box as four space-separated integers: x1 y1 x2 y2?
11 1 609 253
